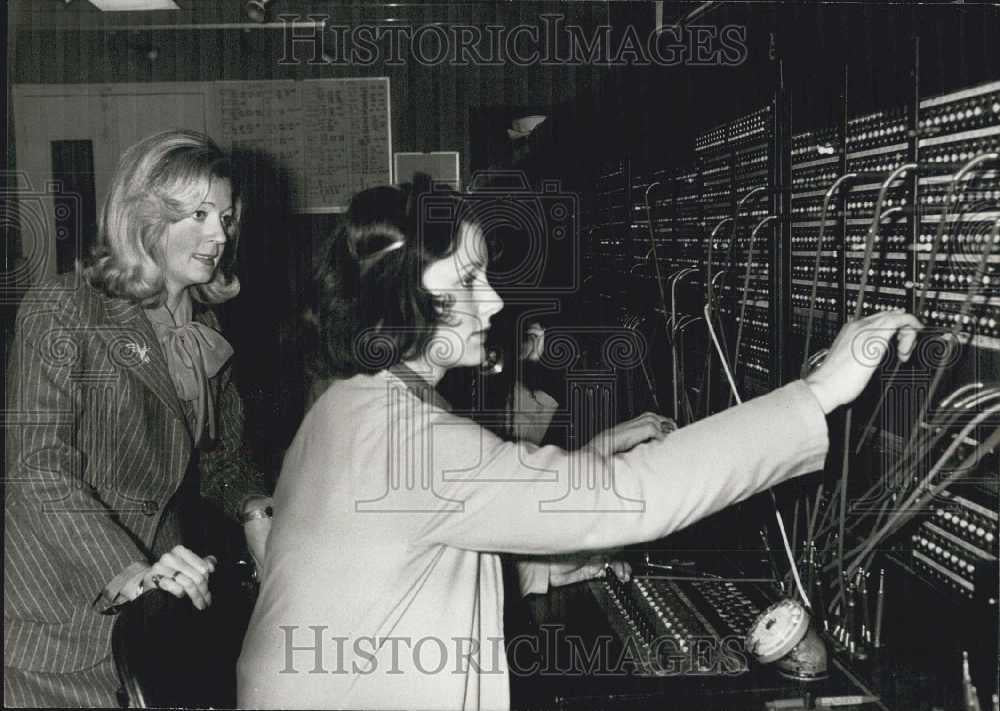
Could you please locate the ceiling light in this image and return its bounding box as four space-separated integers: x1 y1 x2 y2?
87 0 180 9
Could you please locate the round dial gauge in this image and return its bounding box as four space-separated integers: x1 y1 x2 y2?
745 599 810 664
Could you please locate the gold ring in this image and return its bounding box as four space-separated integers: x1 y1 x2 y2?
150 574 164 587
171 570 182 581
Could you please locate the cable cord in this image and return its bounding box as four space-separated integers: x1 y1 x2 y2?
802 173 857 378
914 153 999 320
814 392 988 548
826 412 1000 614
674 315 702 426
855 209 991 456
855 154 1000 452
826 401 1000 580
731 215 777 407
704 304 812 609
703 218 736 414
721 187 768 346
824 163 917 617
644 180 673 349
670 268 700 420
716 206 761 385
892 216 1000 453
848 390 1000 543
813 392 997 545
833 420 1000 614
623 313 663 413
795 165 915 615
705 217 734 312
816 386 990 536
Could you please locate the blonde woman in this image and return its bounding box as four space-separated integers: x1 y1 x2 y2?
5 129 269 707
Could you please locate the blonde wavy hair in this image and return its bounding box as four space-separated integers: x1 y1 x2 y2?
84 129 241 306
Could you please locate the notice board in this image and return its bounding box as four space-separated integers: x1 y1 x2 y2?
211 77 392 212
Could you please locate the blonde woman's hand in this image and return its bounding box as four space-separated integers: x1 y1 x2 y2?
140 545 217 610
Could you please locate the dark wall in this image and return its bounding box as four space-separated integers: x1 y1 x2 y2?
593 3 1000 166
11 2 611 189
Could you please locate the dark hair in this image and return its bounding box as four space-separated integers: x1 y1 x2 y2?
313 176 480 377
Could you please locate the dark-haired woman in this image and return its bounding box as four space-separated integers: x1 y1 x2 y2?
5 129 269 707
237 181 920 710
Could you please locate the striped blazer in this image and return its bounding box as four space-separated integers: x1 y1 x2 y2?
4 275 264 674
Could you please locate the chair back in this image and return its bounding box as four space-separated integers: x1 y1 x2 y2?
112 561 258 709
